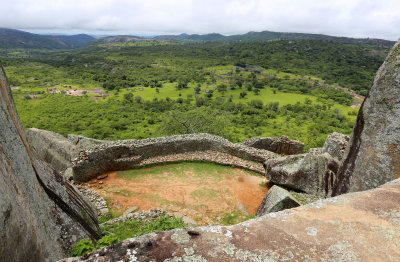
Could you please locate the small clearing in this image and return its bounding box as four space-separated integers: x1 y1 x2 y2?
88 162 268 225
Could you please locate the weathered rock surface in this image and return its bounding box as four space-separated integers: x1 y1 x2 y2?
26 128 78 173
255 185 301 216
60 178 400 262
242 135 304 155
333 40 400 195
264 152 339 196
67 134 109 149
322 132 350 161
0 67 100 262
308 147 322 154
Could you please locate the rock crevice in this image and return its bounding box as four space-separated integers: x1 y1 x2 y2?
0 67 100 262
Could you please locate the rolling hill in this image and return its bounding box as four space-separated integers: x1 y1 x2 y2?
155 30 395 47
48 34 95 48
0 28 95 49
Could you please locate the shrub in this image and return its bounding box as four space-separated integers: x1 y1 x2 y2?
96 235 119 249
70 239 95 257
101 214 187 241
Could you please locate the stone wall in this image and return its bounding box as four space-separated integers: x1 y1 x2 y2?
72 133 278 182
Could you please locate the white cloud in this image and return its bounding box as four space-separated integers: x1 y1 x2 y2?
0 0 398 40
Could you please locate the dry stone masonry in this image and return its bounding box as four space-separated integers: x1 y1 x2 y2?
71 133 278 182
72 183 110 217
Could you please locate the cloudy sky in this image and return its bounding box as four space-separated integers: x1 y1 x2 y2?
0 0 399 40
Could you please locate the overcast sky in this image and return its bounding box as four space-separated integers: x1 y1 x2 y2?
0 0 399 40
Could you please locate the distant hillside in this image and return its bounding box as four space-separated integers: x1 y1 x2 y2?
155 30 395 47
0 28 94 49
154 33 225 42
47 34 95 47
97 35 156 43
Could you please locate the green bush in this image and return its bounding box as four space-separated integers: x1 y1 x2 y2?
70 239 95 257
71 215 187 257
101 214 187 241
96 235 119 249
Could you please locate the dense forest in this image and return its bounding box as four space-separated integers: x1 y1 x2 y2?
0 38 389 150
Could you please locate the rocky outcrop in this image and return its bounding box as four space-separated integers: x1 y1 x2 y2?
264 152 339 196
60 178 400 262
26 128 78 173
0 67 100 262
322 132 349 161
242 135 304 155
25 129 110 175
308 147 322 154
333 40 400 195
72 133 278 182
255 185 301 216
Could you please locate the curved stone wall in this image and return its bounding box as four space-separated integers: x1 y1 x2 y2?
72 133 278 182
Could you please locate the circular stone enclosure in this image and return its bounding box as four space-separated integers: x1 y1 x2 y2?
85 162 269 226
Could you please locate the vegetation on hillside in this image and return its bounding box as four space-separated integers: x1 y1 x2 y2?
0 28 95 49
0 38 389 150
154 30 395 47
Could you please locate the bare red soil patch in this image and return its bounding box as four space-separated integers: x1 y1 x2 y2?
87 162 268 225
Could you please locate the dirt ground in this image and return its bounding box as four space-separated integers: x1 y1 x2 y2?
88 163 268 225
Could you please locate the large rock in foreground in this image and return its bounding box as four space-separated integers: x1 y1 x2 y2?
255 185 301 216
264 152 339 197
0 67 100 262
242 136 304 155
60 178 400 262
333 40 400 195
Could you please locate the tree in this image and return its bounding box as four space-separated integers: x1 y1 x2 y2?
206 90 214 98
135 96 142 104
123 93 133 103
217 84 227 94
249 99 263 109
157 108 232 139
